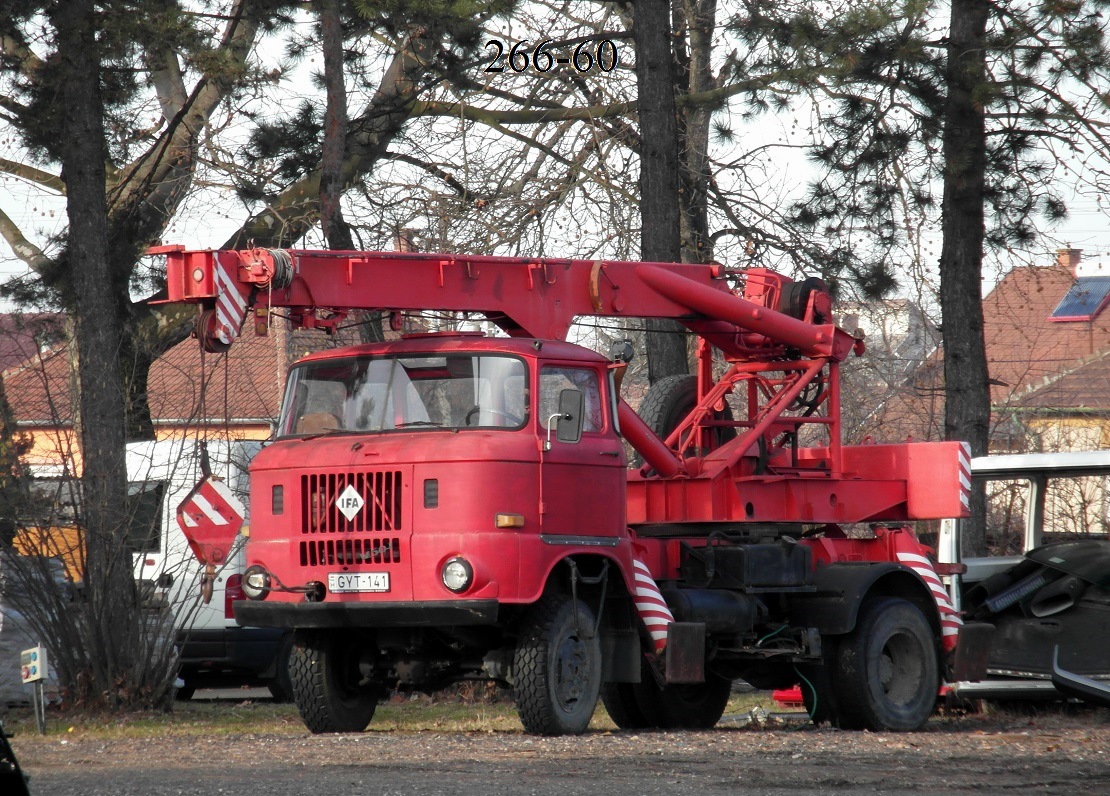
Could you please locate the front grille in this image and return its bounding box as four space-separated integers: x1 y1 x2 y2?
300 470 403 533
299 537 402 567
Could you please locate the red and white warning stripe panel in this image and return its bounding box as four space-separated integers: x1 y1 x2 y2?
213 257 251 346
177 476 246 566
958 442 972 511
631 556 674 653
896 550 963 652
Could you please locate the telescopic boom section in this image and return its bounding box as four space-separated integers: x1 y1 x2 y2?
157 246 856 358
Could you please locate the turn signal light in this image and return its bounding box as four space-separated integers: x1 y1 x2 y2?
495 513 525 528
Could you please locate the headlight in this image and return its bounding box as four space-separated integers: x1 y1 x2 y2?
441 557 473 594
242 565 271 600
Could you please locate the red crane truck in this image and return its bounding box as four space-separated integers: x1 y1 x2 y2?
159 246 970 735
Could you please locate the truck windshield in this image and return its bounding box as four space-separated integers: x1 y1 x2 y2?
279 354 527 435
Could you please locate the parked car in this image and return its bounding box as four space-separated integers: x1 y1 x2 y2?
938 450 1110 703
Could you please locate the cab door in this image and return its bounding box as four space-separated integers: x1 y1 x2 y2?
537 364 626 539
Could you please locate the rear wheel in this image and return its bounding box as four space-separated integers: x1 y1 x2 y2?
289 629 380 733
834 597 939 731
600 681 651 729
514 593 602 736
797 636 841 726
637 374 735 463
634 663 732 730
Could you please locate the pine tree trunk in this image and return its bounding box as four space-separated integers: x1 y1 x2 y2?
318 0 383 344
940 0 991 555
319 0 354 253
675 0 716 266
635 0 688 382
52 0 142 707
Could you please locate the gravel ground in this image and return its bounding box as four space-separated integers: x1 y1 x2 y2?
11 706 1110 796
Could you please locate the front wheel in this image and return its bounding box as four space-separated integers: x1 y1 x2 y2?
834 597 939 731
289 629 380 733
514 593 602 735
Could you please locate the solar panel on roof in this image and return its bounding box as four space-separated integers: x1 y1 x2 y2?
1049 276 1110 321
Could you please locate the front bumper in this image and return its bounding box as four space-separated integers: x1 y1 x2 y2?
234 599 500 629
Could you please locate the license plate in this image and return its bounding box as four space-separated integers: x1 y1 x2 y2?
327 572 390 593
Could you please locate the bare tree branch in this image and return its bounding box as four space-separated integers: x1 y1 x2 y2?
0 157 65 193
0 203 51 271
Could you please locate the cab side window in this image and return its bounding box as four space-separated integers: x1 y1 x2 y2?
539 367 603 433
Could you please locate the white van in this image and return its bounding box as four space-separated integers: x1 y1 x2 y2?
126 438 291 699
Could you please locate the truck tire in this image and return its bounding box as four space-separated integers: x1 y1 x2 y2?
796 636 841 726
834 597 938 731
633 665 732 729
514 593 602 736
600 682 651 729
289 629 379 733
638 374 734 462
604 657 731 730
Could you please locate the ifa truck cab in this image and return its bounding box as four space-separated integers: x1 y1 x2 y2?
237 333 625 637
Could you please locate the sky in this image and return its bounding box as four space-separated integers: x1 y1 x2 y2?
4 5 1110 314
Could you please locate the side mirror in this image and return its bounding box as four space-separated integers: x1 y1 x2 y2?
555 388 584 443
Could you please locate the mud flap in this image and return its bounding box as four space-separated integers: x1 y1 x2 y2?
951 621 994 682
601 628 642 683
664 622 706 684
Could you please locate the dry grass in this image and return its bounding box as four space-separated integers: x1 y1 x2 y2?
0 689 779 740
6 686 1104 743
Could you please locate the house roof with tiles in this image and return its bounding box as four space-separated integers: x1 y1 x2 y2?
4 319 367 428
845 249 1110 446
983 249 1110 412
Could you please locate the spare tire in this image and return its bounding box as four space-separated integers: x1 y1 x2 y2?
637 374 735 461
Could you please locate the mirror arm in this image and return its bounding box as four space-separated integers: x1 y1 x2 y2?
544 412 570 451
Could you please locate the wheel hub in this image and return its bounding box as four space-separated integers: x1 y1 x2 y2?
879 652 894 691
554 634 590 708
880 631 921 702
